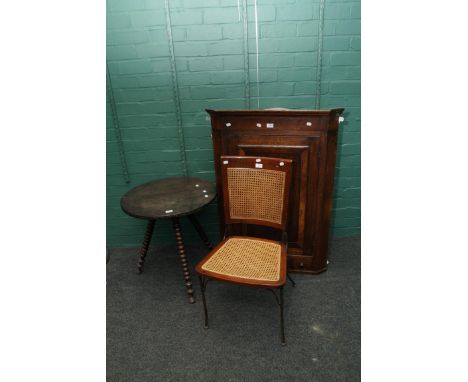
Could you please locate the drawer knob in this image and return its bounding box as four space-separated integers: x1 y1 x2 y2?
226 122 231 127
306 121 312 126
256 123 261 127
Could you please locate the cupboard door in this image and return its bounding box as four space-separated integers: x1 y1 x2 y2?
222 133 321 257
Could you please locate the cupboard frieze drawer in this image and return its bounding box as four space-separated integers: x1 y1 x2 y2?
216 116 323 131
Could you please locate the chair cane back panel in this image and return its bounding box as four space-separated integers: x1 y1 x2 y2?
228 168 285 224
220 156 293 230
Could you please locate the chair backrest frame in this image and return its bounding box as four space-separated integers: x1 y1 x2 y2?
220 156 293 231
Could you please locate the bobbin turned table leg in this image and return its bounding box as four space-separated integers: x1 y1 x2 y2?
137 219 156 274
172 217 195 304
188 214 213 251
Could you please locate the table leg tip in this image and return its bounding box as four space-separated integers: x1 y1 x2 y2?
188 297 195 304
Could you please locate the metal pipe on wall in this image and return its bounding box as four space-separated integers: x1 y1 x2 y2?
315 0 326 109
106 62 130 184
164 0 188 177
242 0 250 109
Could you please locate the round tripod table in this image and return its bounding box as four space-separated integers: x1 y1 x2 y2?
120 177 216 303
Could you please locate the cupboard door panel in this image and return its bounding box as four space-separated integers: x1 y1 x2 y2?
221 134 321 257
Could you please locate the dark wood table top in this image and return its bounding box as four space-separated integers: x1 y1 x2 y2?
120 177 216 219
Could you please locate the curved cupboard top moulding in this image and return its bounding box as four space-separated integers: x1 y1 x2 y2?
206 108 345 116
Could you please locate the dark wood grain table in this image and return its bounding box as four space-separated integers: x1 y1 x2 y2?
120 177 216 303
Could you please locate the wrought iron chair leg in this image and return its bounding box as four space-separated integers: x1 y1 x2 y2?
280 286 286 346
287 272 296 287
188 214 213 251
199 276 209 329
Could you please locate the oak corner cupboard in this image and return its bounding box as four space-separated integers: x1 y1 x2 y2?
207 108 344 274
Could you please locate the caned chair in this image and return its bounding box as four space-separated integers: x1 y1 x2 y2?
195 156 295 345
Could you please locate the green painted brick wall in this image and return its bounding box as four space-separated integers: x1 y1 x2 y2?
106 0 361 247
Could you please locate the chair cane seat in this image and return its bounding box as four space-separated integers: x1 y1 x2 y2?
198 237 285 284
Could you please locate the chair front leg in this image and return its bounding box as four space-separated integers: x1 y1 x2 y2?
199 275 209 329
280 286 286 346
